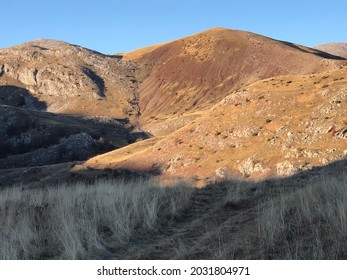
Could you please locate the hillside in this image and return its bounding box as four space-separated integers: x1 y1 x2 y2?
0 39 140 120
0 105 150 171
85 67 347 184
315 43 347 59
125 28 345 135
0 39 148 173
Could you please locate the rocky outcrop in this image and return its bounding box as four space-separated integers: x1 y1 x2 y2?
215 167 228 178
238 158 265 177
0 132 102 169
276 161 298 177
334 126 347 139
0 39 140 118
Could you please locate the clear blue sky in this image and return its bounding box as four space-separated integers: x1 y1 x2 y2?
3 0 346 54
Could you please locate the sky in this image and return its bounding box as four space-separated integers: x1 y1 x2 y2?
3 0 347 54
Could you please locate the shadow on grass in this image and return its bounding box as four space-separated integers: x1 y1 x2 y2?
0 158 346 259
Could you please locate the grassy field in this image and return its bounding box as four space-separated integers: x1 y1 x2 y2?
1 171 347 259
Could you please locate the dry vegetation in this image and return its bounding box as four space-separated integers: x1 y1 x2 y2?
0 179 193 259
1 169 346 260
256 175 347 259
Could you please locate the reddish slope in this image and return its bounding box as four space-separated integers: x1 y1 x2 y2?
126 28 345 124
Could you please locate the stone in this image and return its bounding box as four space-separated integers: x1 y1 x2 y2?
238 158 265 176
276 161 298 176
215 167 228 178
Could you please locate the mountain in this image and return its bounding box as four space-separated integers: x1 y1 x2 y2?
125 28 345 134
1 28 347 185
1 28 347 261
315 43 347 59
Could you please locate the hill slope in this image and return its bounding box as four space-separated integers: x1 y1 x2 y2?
0 39 140 120
126 28 345 130
85 67 347 183
0 39 148 172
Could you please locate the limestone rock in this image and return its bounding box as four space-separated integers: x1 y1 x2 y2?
276 161 298 176
215 167 228 178
238 158 265 176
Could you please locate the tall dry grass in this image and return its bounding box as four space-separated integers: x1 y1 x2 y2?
1 172 347 259
255 174 347 259
0 178 194 259
163 173 347 260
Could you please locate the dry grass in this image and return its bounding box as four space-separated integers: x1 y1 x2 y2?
1 172 347 260
0 178 194 259
255 175 347 259
201 173 347 260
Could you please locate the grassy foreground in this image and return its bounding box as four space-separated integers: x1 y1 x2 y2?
1 173 347 259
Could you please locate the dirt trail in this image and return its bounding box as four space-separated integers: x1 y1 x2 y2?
108 183 259 259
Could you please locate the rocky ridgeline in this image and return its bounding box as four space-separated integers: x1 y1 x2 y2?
0 39 139 112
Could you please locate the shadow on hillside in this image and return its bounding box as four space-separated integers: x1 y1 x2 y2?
69 165 163 185
111 54 124 59
0 85 47 110
64 158 347 192
276 40 347 60
31 45 49 51
0 162 163 189
81 67 106 98
0 105 151 169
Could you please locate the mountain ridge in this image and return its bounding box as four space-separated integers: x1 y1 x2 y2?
0 27 346 185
